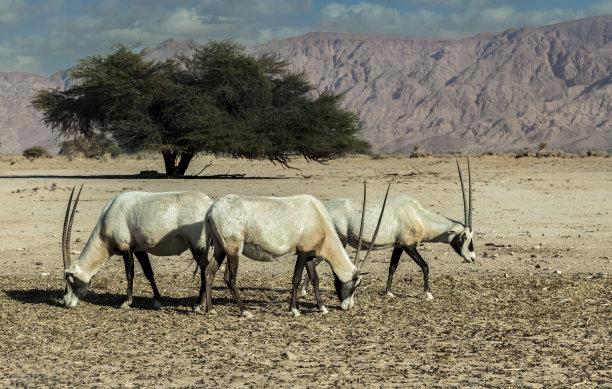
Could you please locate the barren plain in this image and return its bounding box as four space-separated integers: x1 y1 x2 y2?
0 154 610 388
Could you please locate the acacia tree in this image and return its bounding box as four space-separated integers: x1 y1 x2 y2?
32 40 369 176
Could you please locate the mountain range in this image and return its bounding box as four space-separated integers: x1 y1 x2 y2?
1 15 611 154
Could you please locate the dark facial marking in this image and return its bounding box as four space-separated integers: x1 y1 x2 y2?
450 233 465 256
66 273 91 299
333 273 358 302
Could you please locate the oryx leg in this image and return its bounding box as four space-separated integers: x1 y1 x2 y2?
224 253 251 318
290 252 308 317
202 244 226 314
191 246 209 312
404 245 433 300
300 257 323 296
121 250 135 308
385 247 404 297
134 251 162 308
305 256 328 314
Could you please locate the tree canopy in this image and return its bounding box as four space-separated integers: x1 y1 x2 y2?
32 40 369 176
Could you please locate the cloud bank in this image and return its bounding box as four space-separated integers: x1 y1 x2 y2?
0 0 609 75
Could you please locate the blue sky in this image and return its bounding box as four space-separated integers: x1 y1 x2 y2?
1 0 611 76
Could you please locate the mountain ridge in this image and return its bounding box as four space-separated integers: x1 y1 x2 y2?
1 15 611 154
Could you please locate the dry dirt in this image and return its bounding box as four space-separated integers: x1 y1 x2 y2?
0 154 610 388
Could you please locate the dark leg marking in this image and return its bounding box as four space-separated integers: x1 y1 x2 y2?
385 247 404 296
203 245 226 312
305 256 327 313
291 252 308 316
121 250 135 308
134 251 162 305
404 245 431 298
224 254 248 316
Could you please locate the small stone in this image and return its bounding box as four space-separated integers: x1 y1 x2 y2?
282 351 298 361
35 262 43 266
554 269 562 274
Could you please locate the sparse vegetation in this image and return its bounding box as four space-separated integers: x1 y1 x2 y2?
22 146 51 160
59 134 121 159
410 143 426 158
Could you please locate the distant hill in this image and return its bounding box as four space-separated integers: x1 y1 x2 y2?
1 15 611 154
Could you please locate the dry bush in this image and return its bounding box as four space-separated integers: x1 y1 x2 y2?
22 146 52 160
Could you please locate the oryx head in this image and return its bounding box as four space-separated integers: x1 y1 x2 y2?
334 181 390 310
450 157 475 263
62 184 90 307
333 269 368 310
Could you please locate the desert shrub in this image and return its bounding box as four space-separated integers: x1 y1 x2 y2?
514 147 533 158
23 146 51 160
410 143 426 158
580 149 608 158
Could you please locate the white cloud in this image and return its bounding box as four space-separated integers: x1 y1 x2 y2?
15 55 40 70
0 0 28 24
587 0 612 14
317 1 590 38
197 0 312 18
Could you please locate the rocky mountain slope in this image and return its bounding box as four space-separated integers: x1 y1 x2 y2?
1 15 611 154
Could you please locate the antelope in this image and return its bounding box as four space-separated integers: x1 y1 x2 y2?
62 187 213 308
198 193 385 317
303 158 474 300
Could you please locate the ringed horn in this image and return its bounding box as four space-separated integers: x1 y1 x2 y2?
62 184 83 270
354 181 391 268
455 157 472 230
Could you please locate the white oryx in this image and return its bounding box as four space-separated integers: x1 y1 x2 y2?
304 158 474 300
198 194 381 318
62 187 213 308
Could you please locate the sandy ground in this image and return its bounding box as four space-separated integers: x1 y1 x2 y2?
0 153 610 387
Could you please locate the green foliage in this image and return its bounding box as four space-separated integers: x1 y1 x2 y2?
23 146 51 160
59 133 121 159
32 40 369 176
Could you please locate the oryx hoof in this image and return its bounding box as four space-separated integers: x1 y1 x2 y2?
386 291 395 298
242 310 254 319
319 306 329 315
120 301 131 309
208 309 218 316
300 288 308 297
291 308 301 317
153 299 162 309
425 292 434 300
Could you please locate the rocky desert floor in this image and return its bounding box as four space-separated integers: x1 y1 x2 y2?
0 153 610 388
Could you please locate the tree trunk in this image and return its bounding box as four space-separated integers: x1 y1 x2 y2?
162 151 179 177
162 151 194 177
176 152 194 176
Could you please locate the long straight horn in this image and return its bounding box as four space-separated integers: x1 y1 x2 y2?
62 187 76 270
359 183 390 268
354 180 367 264
456 158 468 226
467 156 472 229
63 184 83 270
